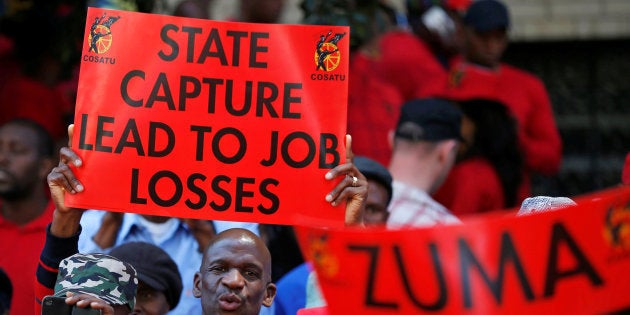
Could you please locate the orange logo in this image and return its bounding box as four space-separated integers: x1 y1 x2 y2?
314 31 346 72
87 13 121 54
603 204 630 253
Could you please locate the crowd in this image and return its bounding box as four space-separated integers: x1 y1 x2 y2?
1 0 628 315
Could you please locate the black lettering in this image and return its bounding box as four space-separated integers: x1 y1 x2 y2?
212 128 247 164
121 70 145 107
249 32 268 68
190 125 212 161
197 28 228 65
319 133 340 169
114 119 144 155
78 114 93 150
158 24 179 61
347 245 398 309
130 168 147 204
148 122 175 157
459 233 534 308
235 177 255 213
225 80 253 116
543 223 604 297
258 178 279 214
282 132 315 168
210 175 231 211
182 26 202 63
260 131 278 166
185 173 207 210
146 73 176 110
148 171 183 207
179 75 201 111
395 244 447 310
226 31 248 66
95 116 114 153
256 81 279 118
282 83 302 119
202 78 224 113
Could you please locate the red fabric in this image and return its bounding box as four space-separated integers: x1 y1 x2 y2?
0 74 69 141
297 306 329 315
373 31 449 101
445 61 562 176
0 200 54 315
623 153 630 185
346 52 403 166
433 157 504 216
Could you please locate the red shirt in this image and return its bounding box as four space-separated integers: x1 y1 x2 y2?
433 157 504 216
446 61 562 176
0 200 54 315
347 52 403 166
373 30 448 101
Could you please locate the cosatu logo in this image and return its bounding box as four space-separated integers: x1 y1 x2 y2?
87 13 120 54
314 31 346 72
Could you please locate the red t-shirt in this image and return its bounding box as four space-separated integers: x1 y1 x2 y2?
346 52 403 166
0 200 54 315
433 157 505 216
373 30 448 101
445 60 562 176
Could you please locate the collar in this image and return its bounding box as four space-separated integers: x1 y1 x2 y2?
119 213 188 244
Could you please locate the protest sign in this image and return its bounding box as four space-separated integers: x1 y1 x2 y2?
67 7 350 225
296 186 630 314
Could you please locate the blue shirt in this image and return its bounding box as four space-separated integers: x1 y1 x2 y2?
78 211 202 315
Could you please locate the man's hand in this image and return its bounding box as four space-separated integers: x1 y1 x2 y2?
64 292 116 315
324 135 367 226
48 125 86 237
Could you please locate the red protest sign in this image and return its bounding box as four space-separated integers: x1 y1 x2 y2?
67 8 350 225
296 186 630 314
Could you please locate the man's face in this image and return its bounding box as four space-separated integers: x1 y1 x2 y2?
193 233 276 315
0 123 45 201
463 27 508 68
132 281 170 315
363 179 390 225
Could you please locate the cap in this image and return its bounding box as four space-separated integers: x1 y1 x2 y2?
354 156 393 204
463 0 510 32
54 253 137 310
110 242 183 310
395 98 463 142
517 196 577 216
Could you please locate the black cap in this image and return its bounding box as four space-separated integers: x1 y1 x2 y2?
354 156 393 204
109 242 183 310
464 0 510 32
395 98 463 142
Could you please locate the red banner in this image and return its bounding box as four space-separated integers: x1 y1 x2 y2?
296 186 630 314
67 8 350 225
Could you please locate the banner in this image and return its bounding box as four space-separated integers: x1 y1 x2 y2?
296 186 630 314
67 8 350 225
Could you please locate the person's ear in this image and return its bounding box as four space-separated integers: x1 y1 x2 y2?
261 282 277 307
193 272 202 298
387 130 395 149
38 157 55 179
437 140 458 164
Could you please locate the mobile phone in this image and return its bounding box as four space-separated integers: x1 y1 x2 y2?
41 295 102 315
42 296 73 315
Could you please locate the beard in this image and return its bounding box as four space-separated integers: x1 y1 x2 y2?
0 171 37 202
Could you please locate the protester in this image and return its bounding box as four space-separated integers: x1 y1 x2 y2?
373 0 470 102
433 99 523 215
387 98 462 228
238 0 286 24
274 155 393 315
194 228 276 315
50 252 138 315
446 0 562 202
0 119 55 315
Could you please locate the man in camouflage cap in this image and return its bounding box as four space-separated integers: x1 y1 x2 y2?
53 253 138 313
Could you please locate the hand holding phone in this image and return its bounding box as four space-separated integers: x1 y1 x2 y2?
42 295 104 315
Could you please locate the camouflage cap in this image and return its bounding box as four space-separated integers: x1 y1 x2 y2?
54 253 138 310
